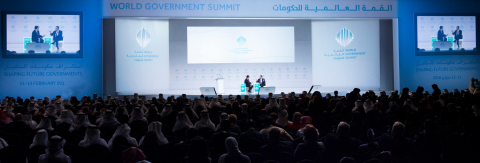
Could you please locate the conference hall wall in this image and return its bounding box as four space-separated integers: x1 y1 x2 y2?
0 0 103 98
103 18 395 95
398 0 480 93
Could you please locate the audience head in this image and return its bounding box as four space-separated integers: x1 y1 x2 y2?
268 127 281 141
303 124 319 143
391 121 405 138
336 121 350 138
188 136 210 157
47 135 66 152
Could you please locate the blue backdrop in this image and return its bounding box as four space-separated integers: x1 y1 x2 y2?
0 0 102 99
398 0 480 93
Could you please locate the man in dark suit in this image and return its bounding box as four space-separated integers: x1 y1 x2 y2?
31 26 45 43
50 26 64 53
244 75 253 92
452 26 463 49
437 26 448 41
256 75 266 87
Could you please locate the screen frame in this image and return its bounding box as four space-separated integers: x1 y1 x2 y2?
414 13 479 56
2 11 83 58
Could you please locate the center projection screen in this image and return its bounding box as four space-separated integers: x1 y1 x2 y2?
187 27 295 64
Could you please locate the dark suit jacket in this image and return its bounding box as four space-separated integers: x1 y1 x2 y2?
452 30 463 40
244 78 252 87
50 30 63 43
31 30 41 43
437 30 447 41
256 78 266 87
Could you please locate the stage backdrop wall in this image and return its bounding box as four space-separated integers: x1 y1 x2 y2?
398 0 480 93
0 0 103 98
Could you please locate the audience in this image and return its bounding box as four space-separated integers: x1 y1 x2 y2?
0 85 479 163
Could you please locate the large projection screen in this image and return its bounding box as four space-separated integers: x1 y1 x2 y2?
187 27 295 64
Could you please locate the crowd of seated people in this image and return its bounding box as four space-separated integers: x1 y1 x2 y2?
0 83 479 163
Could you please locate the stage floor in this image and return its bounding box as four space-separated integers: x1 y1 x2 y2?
122 88 392 99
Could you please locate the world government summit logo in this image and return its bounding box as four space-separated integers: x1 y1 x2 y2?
136 28 151 48
336 27 354 47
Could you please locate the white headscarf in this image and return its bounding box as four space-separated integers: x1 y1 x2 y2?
27 101 38 112
129 107 147 124
79 126 108 148
194 110 215 131
265 97 278 110
139 121 168 146
36 118 54 131
30 129 48 149
38 135 70 163
36 99 44 108
352 100 364 112
193 98 207 112
137 100 148 112
45 106 57 117
56 110 73 125
278 98 287 110
23 113 38 129
144 104 158 118
363 100 374 113
216 112 229 131
403 99 418 111
108 124 138 150
44 96 50 102
172 111 193 132
98 110 120 129
160 104 173 118
69 113 90 132
276 109 289 127
115 106 128 116
63 99 72 107
209 97 221 108
218 137 243 163
1 98 8 106
0 137 7 150
131 93 139 102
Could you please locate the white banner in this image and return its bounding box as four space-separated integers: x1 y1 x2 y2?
103 0 397 18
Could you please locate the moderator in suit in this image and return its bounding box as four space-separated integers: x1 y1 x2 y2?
244 75 253 92
256 75 266 87
437 26 447 41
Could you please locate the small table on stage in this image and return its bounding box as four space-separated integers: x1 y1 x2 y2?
433 41 453 50
26 43 50 53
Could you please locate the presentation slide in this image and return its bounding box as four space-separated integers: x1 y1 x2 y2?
5 14 81 56
115 19 170 95
312 20 380 90
187 27 295 64
416 16 477 53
